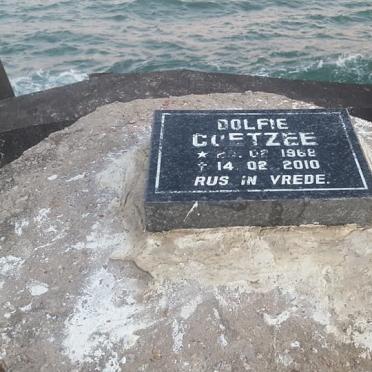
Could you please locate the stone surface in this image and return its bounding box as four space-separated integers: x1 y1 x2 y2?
1 92 372 371
146 109 372 231
1 70 372 167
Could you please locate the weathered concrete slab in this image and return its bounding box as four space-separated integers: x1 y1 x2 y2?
1 92 372 371
1 70 372 167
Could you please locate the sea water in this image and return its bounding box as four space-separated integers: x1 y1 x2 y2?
0 0 371 95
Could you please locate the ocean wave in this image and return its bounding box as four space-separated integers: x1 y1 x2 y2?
3 0 372 95
10 53 372 96
335 53 364 67
256 54 372 85
12 69 88 96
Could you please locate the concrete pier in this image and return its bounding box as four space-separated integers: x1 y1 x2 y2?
1 92 372 371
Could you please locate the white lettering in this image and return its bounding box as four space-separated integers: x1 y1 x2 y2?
211 134 224 147
316 174 326 184
270 174 327 185
243 119 255 130
192 134 207 147
241 175 257 185
246 133 261 146
217 119 228 130
219 176 229 186
192 131 319 147
194 176 229 187
283 132 299 146
282 175 291 185
276 118 288 129
265 132 280 146
229 132 244 142
194 176 205 186
271 175 281 185
206 176 218 186
257 118 269 130
231 119 241 130
299 132 318 146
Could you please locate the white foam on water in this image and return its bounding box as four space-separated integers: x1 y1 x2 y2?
12 69 88 96
336 53 364 67
255 53 371 84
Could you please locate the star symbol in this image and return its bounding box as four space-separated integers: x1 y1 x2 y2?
197 151 208 158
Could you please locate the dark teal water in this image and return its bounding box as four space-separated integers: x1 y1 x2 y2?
1 0 372 95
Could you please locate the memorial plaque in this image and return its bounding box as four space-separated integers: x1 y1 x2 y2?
145 109 372 231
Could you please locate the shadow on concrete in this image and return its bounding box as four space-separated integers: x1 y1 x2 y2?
0 60 14 101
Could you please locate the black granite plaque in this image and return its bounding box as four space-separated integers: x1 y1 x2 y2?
145 109 372 231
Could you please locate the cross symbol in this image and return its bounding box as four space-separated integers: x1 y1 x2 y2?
197 162 208 171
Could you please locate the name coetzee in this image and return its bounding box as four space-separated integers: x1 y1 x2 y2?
192 118 318 147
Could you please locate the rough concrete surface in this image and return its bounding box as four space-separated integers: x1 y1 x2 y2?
1 92 372 372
